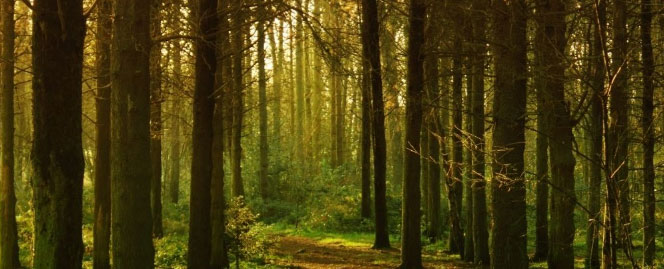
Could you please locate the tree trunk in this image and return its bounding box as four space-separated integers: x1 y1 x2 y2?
463 62 474 262
361 2 372 217
535 1 576 267
188 0 218 267
360 57 372 219
31 0 86 267
400 0 425 267
111 0 155 267
150 0 164 239
641 0 655 266
269 22 283 152
490 0 528 268
610 0 632 255
470 0 489 263
210 0 230 267
257 0 269 201
295 0 305 161
449 26 464 255
533 0 550 262
0 0 20 267
93 0 112 267
586 2 604 269
311 0 323 165
335 72 344 166
420 128 429 228
231 0 245 197
169 45 182 204
423 10 441 241
361 0 390 248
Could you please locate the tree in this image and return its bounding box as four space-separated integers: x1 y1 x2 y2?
31 0 86 267
360 51 372 219
640 0 655 266
0 0 20 267
211 0 231 267
533 5 550 260
535 0 576 267
257 0 269 201
93 0 112 267
169 41 183 204
230 0 245 197
603 0 631 266
361 0 390 249
470 0 489 263
188 0 218 266
295 0 305 161
490 0 528 267
150 0 164 239
400 0 425 267
111 0 155 267
586 1 605 268
609 0 632 254
423 4 441 241
448 0 465 255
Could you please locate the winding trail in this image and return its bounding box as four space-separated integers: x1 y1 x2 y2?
268 235 476 268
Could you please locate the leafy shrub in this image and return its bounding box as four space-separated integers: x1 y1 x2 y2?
226 197 275 268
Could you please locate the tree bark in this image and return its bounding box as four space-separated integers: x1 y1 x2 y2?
470 0 489 263
0 0 20 267
257 0 269 201
210 0 230 267
586 2 605 269
609 0 632 255
188 0 218 266
230 0 245 197
533 3 549 259
641 0 655 266
295 0 305 161
31 0 86 267
400 0 425 267
361 0 390 248
490 0 528 268
449 23 464 254
169 45 182 204
93 0 112 267
535 1 576 267
360 57 372 219
150 0 164 239
423 9 441 241
463 62 474 262
603 0 631 266
111 0 155 267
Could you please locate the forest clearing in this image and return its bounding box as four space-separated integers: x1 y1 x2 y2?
0 0 664 268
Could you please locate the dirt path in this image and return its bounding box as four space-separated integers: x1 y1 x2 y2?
268 235 476 268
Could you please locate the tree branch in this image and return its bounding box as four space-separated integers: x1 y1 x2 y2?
83 0 100 19
19 0 33 10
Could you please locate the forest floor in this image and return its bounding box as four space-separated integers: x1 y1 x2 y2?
265 230 477 268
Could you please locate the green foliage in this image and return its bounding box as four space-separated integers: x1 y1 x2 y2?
226 197 276 265
155 235 187 269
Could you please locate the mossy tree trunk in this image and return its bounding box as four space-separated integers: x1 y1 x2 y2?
31 0 86 267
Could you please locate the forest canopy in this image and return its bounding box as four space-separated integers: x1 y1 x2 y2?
0 0 662 268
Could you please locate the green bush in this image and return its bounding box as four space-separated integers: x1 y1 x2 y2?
226 197 276 268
